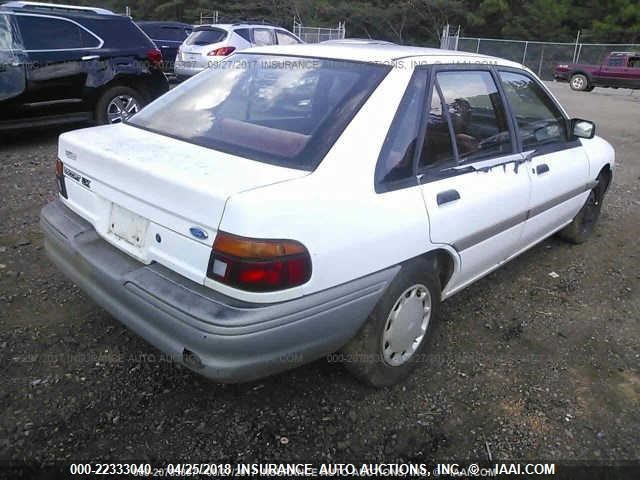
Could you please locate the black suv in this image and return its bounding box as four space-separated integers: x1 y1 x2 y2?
0 1 169 131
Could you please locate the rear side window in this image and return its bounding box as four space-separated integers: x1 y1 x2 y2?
186 28 227 46
234 28 252 43
253 28 274 46
419 86 455 167
499 71 568 150
436 71 512 161
376 70 428 184
129 54 390 170
16 15 100 50
607 56 624 66
276 30 300 45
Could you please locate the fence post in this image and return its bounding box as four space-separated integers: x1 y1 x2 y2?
572 30 581 63
522 41 528 64
476 38 480 53
538 46 545 77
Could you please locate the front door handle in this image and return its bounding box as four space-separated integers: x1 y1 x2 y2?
536 163 550 175
437 189 461 206
81 55 100 61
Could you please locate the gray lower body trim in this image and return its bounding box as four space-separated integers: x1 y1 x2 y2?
453 181 595 252
40 200 398 382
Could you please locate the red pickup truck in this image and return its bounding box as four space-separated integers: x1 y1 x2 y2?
554 51 640 91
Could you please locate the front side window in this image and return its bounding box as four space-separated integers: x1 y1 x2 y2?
499 71 567 150
129 54 390 170
376 70 427 185
0 14 14 50
436 71 512 161
253 28 274 46
629 57 640 68
276 30 300 45
16 15 99 50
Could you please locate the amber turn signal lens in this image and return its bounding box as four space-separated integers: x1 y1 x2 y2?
213 231 306 259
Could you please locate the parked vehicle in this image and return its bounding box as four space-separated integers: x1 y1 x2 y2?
174 23 302 79
554 51 640 91
41 44 614 386
137 21 193 74
0 1 169 131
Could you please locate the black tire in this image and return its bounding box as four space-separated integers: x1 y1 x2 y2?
557 173 610 244
95 86 144 125
341 258 441 387
570 73 589 91
585 86 595 92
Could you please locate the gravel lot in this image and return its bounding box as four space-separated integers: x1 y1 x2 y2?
1 83 639 468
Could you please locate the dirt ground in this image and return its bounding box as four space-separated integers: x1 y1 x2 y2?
0 83 639 468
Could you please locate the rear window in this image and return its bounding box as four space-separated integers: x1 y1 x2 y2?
185 28 227 46
129 54 390 169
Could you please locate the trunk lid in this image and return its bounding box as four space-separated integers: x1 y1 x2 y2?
58 124 307 284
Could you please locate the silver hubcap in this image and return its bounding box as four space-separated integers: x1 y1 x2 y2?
572 77 584 89
107 95 140 124
382 284 432 367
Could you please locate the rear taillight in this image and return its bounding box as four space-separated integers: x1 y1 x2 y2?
146 48 163 67
207 46 235 57
207 232 311 292
55 159 67 199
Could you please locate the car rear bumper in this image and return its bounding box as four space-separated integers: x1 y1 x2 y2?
40 200 397 382
174 60 207 77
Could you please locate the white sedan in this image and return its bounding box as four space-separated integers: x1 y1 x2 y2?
41 43 614 386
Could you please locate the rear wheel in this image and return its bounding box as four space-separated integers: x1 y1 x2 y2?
341 258 441 387
558 172 610 244
95 86 144 125
570 73 589 91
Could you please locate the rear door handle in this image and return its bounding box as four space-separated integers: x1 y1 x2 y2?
437 189 461 206
536 163 550 175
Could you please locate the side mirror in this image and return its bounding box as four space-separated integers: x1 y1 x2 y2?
571 118 596 139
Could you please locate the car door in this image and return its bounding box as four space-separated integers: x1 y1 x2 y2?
598 55 626 87
415 68 531 293
0 12 28 120
621 55 640 89
14 13 101 115
498 70 590 249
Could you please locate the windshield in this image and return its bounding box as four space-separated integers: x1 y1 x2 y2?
185 28 227 46
129 54 390 169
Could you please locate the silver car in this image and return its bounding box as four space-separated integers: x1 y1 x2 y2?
174 23 303 78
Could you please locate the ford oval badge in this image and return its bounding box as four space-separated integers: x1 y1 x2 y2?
189 227 208 240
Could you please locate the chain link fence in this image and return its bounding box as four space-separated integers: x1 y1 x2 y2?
442 27 640 80
292 20 346 43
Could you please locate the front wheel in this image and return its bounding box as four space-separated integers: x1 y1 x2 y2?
558 173 609 244
570 74 589 91
95 86 144 125
341 259 441 387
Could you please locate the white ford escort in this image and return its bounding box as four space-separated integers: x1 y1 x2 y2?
41 44 614 386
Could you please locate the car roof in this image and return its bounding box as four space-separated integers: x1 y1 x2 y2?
197 23 289 30
243 43 524 68
1 1 117 16
137 21 192 27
